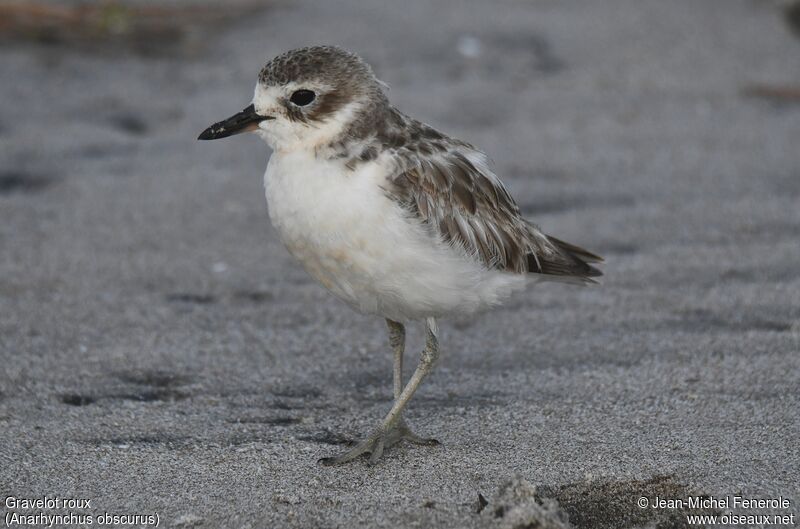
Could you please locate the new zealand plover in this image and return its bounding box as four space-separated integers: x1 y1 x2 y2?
199 45 602 465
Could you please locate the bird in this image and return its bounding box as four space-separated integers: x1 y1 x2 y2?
198 45 602 465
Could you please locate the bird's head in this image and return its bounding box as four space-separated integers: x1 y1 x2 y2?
198 46 388 152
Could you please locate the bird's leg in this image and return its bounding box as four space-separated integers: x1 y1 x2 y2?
387 318 439 447
387 319 405 401
320 318 441 466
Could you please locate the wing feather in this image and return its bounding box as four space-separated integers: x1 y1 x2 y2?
386 144 602 281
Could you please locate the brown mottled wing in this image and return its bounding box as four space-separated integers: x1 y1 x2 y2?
388 148 603 281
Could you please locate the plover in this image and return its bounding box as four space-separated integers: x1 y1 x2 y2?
198 46 602 465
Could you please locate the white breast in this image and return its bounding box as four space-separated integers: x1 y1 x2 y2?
263 150 527 321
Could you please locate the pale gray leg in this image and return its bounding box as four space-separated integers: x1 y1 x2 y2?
388 318 439 447
320 318 441 466
387 319 405 400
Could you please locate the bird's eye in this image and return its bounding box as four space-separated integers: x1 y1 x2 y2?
290 89 316 106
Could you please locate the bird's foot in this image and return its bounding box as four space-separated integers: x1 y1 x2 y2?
319 419 439 466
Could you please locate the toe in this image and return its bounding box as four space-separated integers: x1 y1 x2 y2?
411 436 440 446
368 437 386 465
319 430 380 466
397 423 441 446
318 423 439 466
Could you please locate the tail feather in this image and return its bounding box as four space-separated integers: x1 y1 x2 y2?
527 234 604 283
546 235 604 263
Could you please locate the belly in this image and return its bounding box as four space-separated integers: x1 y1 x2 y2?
263 154 527 320
278 228 383 313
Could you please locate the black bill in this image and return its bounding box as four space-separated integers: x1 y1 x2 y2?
197 104 273 140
